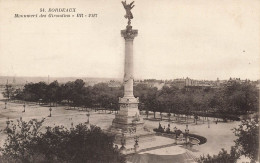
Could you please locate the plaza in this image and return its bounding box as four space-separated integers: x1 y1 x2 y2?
0 95 240 162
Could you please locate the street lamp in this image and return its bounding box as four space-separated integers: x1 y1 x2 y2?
207 116 210 128
195 115 198 125
174 126 178 144
168 109 171 122
206 110 210 128
49 107 52 117
134 136 139 152
145 105 149 118
6 117 10 128
71 122 74 129
86 111 90 123
23 103 25 112
185 125 189 146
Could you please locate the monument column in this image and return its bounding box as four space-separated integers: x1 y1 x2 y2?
108 1 153 148
122 29 138 98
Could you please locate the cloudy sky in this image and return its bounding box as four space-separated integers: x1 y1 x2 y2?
0 0 259 80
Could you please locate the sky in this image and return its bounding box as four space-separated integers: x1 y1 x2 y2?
0 0 259 80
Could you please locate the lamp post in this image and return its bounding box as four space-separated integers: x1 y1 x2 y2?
114 107 117 114
134 135 139 152
168 109 171 122
185 125 189 146
23 103 25 112
49 107 52 117
86 111 90 123
6 117 10 128
71 122 74 130
195 114 198 125
174 126 177 144
206 110 210 128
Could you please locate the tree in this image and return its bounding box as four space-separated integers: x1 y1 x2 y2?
46 81 60 106
0 118 45 162
234 115 259 162
0 118 125 163
198 147 239 163
223 82 259 113
60 81 74 105
146 87 158 119
198 116 259 163
2 83 15 100
12 88 24 100
23 82 47 102
70 79 86 107
38 124 124 163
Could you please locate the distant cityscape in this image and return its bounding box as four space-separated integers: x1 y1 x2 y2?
0 76 259 90
136 77 260 90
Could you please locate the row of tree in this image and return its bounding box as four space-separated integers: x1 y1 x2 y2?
3 79 259 119
5 80 122 109
136 81 258 120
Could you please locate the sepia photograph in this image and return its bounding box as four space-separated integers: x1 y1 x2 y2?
0 0 259 162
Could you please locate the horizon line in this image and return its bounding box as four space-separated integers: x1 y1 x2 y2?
0 75 259 81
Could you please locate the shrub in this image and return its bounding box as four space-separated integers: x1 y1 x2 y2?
0 118 125 163
198 147 239 163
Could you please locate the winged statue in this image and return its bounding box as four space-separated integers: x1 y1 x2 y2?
121 1 135 20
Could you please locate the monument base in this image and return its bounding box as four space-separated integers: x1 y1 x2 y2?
109 128 155 145
107 96 154 148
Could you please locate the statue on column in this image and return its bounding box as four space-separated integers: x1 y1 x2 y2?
121 1 135 20
121 1 135 35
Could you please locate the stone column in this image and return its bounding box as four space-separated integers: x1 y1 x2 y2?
121 29 138 99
